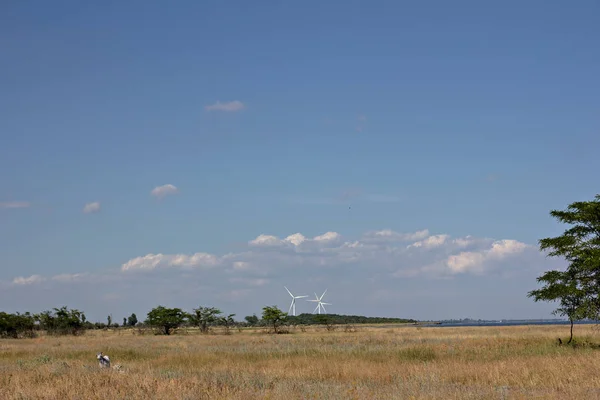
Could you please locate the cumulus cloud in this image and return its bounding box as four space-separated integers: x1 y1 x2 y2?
248 231 343 250
7 229 537 290
249 234 283 247
83 202 100 214
205 100 245 112
5 228 541 298
114 229 533 279
447 240 530 274
408 234 449 249
2 228 557 321
12 275 45 285
151 184 179 199
0 201 30 209
121 252 221 271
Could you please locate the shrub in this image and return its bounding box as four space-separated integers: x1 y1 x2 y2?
0 312 36 338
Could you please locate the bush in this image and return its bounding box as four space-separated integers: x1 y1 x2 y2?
0 312 36 338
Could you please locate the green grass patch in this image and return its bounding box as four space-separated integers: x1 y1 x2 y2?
397 346 437 362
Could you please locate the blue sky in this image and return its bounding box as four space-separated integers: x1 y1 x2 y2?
1 1 598 322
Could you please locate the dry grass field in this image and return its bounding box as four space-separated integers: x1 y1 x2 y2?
2 324 600 399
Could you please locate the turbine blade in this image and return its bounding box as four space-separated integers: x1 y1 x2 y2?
313 304 319 314
321 304 327 313
321 288 328 299
285 286 293 297
295 295 308 299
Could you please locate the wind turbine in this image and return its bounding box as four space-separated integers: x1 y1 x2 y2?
307 289 332 314
285 286 308 316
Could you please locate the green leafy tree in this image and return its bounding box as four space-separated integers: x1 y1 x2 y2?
35 306 86 336
262 305 287 334
529 194 600 343
127 313 138 327
529 270 585 343
145 306 187 335
219 313 236 334
244 314 259 326
123 317 127 327
107 315 112 327
189 306 222 333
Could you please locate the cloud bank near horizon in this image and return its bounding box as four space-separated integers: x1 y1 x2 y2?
2 228 562 321
7 228 550 285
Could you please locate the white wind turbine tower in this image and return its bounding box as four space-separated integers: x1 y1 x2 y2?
307 289 332 314
285 286 308 316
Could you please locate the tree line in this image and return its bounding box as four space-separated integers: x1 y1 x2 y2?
0 303 416 338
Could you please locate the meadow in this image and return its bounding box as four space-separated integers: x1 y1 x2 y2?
2 324 600 399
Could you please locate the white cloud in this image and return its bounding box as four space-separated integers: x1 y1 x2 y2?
446 239 530 274
313 232 341 243
233 261 250 270
2 228 558 321
0 201 30 209
151 184 179 199
249 234 282 247
12 275 45 285
83 202 100 214
285 233 307 246
114 229 533 279
248 231 343 250
408 234 449 249
489 239 529 257
453 236 476 247
121 252 221 271
8 229 540 296
205 100 245 112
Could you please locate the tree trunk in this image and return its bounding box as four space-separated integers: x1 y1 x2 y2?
568 319 574 344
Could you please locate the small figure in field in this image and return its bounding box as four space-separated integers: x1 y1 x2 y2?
557 338 563 345
97 352 110 368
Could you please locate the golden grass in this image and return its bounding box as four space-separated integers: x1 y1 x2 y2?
2 324 600 399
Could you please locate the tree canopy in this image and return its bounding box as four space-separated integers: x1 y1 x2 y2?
127 313 138 327
262 305 287 333
189 306 222 333
0 312 36 338
529 194 600 342
145 306 187 335
35 306 87 336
